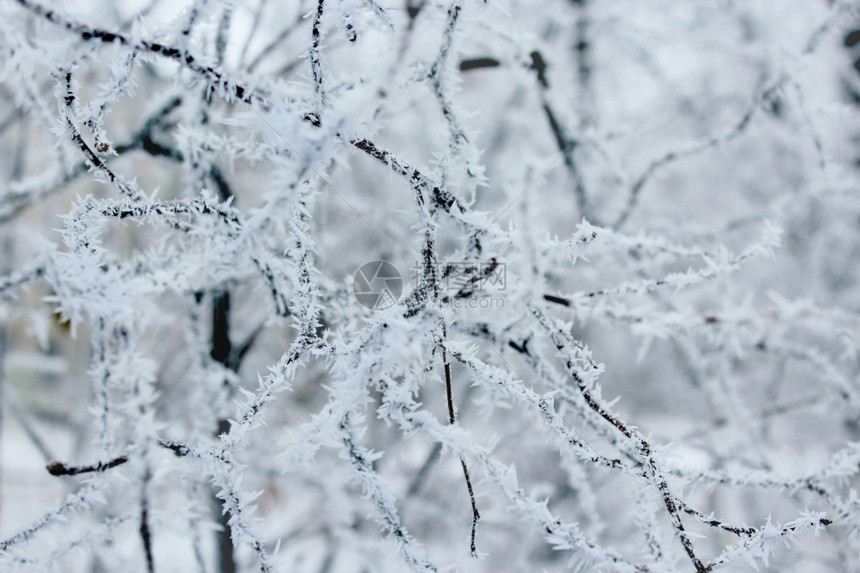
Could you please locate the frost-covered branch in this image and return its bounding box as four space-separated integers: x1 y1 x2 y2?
0 1 856 571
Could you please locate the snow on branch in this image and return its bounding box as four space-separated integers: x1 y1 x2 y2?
0 0 856 572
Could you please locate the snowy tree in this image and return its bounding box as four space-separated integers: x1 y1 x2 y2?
1 0 860 571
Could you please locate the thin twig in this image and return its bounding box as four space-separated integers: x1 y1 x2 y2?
440 334 480 556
